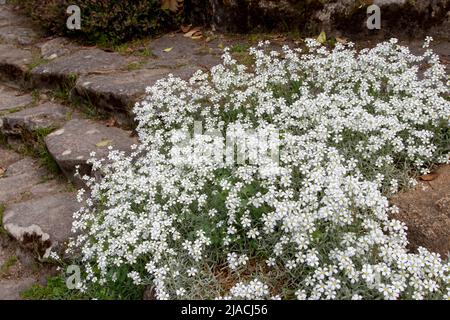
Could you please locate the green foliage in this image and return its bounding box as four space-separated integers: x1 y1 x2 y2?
16 0 181 44
0 255 17 278
21 276 85 300
21 266 145 300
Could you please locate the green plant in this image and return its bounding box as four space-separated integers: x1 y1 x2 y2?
16 0 182 44
0 255 17 278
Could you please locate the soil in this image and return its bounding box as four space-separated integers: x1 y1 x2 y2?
391 165 450 259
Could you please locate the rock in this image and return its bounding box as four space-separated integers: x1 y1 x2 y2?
0 6 31 28
0 158 57 203
0 278 35 300
2 193 80 253
74 68 171 119
1 102 70 135
186 0 450 37
391 164 450 258
38 38 76 60
0 26 38 45
0 86 33 113
148 34 221 70
0 45 32 84
30 49 130 89
44 119 138 185
0 147 21 169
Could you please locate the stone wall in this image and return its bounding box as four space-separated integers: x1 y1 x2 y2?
185 0 450 38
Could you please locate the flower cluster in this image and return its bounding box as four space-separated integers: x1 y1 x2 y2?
69 38 450 300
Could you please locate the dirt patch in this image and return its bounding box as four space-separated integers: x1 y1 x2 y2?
391 164 450 259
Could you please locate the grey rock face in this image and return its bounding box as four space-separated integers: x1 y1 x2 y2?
187 0 450 37
0 45 32 84
0 85 33 113
0 26 38 46
30 49 129 89
1 102 71 135
148 34 222 69
44 118 138 185
0 278 35 300
75 68 171 117
2 193 80 252
0 158 52 203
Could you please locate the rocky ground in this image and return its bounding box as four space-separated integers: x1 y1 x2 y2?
0 4 448 299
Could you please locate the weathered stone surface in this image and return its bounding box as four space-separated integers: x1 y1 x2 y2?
75 68 171 114
392 164 450 258
3 193 80 252
38 37 78 60
187 0 450 37
0 278 35 300
0 45 32 84
148 34 221 70
0 6 30 28
0 158 53 203
0 85 33 113
1 102 70 135
30 49 130 89
0 147 21 169
0 26 38 46
45 119 138 184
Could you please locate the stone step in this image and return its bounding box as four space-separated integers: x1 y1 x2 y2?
0 45 32 86
0 157 60 204
73 66 199 126
0 85 34 114
2 192 80 255
0 5 40 45
0 102 71 135
0 278 35 300
44 118 138 185
1 146 79 256
30 48 132 90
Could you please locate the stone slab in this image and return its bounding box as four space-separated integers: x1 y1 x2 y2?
1 102 70 135
44 118 138 184
30 49 130 89
3 193 80 250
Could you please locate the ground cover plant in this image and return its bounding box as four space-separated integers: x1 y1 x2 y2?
67 38 450 300
10 0 180 44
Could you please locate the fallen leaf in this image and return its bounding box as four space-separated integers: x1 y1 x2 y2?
184 27 201 38
163 47 173 52
191 35 203 40
420 173 438 181
0 166 5 177
105 118 117 127
317 31 327 44
336 37 348 44
96 139 113 148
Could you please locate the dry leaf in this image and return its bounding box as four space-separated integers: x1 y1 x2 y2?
0 166 5 177
96 139 113 148
336 37 348 44
105 118 117 127
184 27 201 38
163 47 173 52
317 31 326 45
420 173 438 181
191 35 203 40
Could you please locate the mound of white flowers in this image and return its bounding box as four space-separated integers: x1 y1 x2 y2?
69 38 450 300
